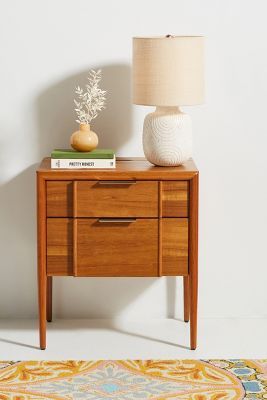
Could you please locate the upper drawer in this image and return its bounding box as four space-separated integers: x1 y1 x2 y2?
162 181 188 217
75 180 158 217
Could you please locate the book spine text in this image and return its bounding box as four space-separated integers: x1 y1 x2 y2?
51 158 116 169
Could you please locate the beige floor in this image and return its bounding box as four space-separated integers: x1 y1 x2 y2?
0 318 266 359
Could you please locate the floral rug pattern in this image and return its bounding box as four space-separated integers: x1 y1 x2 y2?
0 359 266 399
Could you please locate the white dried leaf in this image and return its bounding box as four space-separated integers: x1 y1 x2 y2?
74 69 107 124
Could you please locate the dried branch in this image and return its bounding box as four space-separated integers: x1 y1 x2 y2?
74 69 106 124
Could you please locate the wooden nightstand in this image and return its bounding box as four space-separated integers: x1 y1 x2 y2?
36 157 199 350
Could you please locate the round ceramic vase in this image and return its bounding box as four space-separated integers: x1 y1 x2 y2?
70 123 98 152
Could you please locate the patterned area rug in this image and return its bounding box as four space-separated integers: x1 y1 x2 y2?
0 360 266 399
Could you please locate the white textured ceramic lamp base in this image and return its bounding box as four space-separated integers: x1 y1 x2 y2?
143 107 192 166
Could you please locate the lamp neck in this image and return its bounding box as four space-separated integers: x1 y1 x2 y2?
155 106 181 114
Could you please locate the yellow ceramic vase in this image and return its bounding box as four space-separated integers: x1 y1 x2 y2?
70 123 98 152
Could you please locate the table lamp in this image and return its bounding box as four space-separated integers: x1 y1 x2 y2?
132 35 204 166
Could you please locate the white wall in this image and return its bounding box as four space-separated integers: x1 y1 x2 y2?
0 0 266 319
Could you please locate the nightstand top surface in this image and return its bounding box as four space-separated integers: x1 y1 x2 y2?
37 157 198 180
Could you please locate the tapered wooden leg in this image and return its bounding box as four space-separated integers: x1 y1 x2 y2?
183 276 190 322
37 174 47 350
189 173 199 350
189 271 198 350
38 269 47 350
47 276 52 322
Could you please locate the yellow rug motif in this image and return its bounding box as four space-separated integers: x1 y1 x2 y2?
0 359 266 399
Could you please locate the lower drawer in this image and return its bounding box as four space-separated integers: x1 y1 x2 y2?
75 218 158 276
46 218 188 277
46 218 158 276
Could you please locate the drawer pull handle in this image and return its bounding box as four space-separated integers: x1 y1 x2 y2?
98 218 136 223
98 180 136 185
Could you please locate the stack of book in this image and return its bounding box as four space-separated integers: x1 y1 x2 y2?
51 149 116 169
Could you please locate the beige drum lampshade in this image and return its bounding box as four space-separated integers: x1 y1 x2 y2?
132 36 204 106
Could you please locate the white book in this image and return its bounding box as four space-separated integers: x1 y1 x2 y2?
51 156 116 169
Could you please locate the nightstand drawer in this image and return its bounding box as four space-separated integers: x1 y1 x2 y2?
75 180 158 217
75 218 158 276
162 181 188 217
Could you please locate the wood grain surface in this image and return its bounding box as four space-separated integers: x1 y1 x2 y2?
47 218 73 276
76 218 158 276
37 174 47 349
189 173 199 350
47 181 73 217
162 218 188 276
162 181 188 217
75 181 158 218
